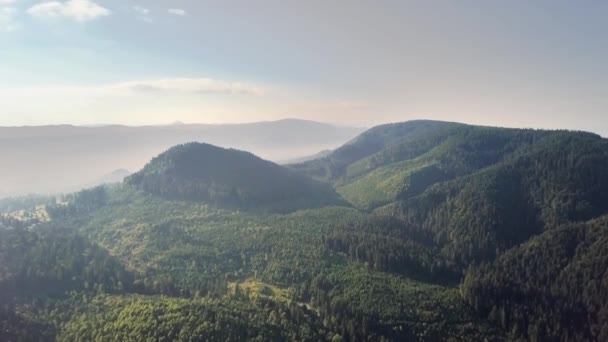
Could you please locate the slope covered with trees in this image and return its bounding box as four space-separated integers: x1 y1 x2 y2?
127 142 343 212
0 224 133 299
2 120 608 341
462 216 608 341
291 120 608 340
293 121 608 268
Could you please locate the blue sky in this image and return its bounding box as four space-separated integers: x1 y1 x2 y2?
0 0 607 135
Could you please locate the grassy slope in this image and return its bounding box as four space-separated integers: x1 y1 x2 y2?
336 158 436 210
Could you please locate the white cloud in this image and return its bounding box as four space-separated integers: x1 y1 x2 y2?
0 0 18 4
168 8 186 16
0 7 19 32
1 78 266 97
108 78 264 95
27 0 110 22
132 5 151 22
132 5 148 16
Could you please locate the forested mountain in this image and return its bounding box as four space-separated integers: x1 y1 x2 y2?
1 120 607 341
289 121 462 181
291 120 608 340
126 143 343 212
462 215 608 341
293 121 608 264
0 119 363 198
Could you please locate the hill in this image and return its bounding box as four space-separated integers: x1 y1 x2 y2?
2 119 608 341
289 120 465 183
0 119 364 198
293 120 608 264
293 120 608 340
126 143 343 212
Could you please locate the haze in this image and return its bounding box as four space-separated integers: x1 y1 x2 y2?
0 120 364 197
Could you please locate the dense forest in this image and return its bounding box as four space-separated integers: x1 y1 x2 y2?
462 216 608 341
126 142 343 212
1 120 607 341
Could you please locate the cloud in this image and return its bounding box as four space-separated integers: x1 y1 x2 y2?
0 7 19 32
27 0 110 22
108 78 264 95
132 5 149 16
1 78 266 97
132 5 151 22
0 0 17 4
168 8 186 16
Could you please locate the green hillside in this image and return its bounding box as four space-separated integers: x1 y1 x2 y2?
292 120 608 340
462 215 608 341
289 120 464 183
127 142 343 212
2 120 608 341
1 186 501 341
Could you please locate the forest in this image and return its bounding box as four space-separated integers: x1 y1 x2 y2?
1 120 607 341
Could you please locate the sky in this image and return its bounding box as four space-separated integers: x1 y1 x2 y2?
0 0 607 135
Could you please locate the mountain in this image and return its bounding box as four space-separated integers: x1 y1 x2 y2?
288 120 465 182
2 119 608 341
0 119 364 198
99 169 131 183
293 120 608 265
292 120 608 340
126 143 343 212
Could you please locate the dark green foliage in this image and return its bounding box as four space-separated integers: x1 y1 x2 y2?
377 130 608 271
290 120 464 182
54 189 366 296
127 142 343 212
14 184 501 341
462 216 608 341
0 304 55 342
307 266 502 341
59 295 331 342
324 215 458 283
4 120 608 341
46 186 109 219
297 120 608 273
0 224 134 298
293 120 608 341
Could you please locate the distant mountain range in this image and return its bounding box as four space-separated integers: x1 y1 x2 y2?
0 119 364 198
83 169 132 188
